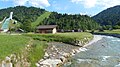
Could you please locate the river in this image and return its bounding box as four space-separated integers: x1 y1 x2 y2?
64 35 120 67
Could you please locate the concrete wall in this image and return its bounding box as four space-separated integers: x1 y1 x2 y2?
52 28 57 34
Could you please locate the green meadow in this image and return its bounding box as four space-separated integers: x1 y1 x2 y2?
0 35 47 67
95 29 120 34
0 35 29 59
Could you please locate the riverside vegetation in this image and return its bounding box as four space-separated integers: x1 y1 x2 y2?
0 32 93 67
94 29 120 34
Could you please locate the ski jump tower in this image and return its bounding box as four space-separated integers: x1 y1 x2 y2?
10 12 13 20
1 12 13 32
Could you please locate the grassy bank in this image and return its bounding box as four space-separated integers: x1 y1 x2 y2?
95 29 120 34
24 32 93 46
0 35 47 67
27 41 47 67
0 35 29 60
0 32 93 66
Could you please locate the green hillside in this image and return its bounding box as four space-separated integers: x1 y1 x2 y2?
31 12 51 28
93 5 120 26
0 6 99 32
42 12 99 30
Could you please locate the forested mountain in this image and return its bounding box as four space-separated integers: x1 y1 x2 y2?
93 5 120 26
42 12 99 31
0 6 99 32
0 6 46 23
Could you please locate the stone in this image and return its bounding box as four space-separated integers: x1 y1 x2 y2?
5 56 11 62
44 52 49 57
36 63 40 67
63 53 70 58
2 61 13 67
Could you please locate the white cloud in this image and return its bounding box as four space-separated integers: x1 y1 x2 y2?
71 0 82 3
28 0 50 8
13 0 28 6
97 0 120 8
83 0 97 8
71 0 120 9
2 0 50 8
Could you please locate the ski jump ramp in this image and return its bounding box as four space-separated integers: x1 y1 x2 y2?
1 12 13 32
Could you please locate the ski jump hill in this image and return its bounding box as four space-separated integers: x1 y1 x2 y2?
0 12 13 32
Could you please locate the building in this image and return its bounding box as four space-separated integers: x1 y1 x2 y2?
36 25 57 34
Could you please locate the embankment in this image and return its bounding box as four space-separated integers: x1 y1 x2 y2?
0 32 94 67
25 32 93 47
25 32 94 67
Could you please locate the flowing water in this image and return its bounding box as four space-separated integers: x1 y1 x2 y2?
64 35 120 67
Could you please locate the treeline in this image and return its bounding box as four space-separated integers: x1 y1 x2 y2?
41 12 99 31
0 6 45 23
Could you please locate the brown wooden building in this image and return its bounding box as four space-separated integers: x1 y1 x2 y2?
36 25 57 34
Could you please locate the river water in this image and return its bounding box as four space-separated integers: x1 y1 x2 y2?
64 35 120 67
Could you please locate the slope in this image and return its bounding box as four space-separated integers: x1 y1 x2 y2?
31 12 51 28
93 5 120 26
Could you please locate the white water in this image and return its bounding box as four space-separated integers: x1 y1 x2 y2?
83 35 103 47
64 35 120 67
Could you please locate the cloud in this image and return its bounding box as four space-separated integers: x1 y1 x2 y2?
71 0 96 8
71 0 120 9
28 0 50 8
83 0 97 8
2 0 50 8
97 0 120 8
13 0 28 6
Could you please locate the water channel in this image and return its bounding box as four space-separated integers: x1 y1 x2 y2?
64 35 120 67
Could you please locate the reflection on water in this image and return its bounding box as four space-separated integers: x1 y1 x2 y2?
64 35 120 67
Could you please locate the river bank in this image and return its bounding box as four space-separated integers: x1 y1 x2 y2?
0 32 94 67
38 35 103 67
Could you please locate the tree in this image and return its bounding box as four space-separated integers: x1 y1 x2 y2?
20 19 31 32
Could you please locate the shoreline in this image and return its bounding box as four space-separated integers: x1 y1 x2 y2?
83 35 103 47
93 33 120 38
37 35 103 67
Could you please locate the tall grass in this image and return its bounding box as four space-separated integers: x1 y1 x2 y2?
27 41 47 67
24 32 93 45
0 35 47 67
0 35 30 60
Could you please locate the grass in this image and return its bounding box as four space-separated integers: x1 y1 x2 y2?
95 29 120 34
24 32 93 45
0 35 30 60
27 41 47 67
31 12 51 28
0 32 93 66
0 23 2 28
0 35 47 67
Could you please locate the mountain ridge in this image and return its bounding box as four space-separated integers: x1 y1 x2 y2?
93 5 120 26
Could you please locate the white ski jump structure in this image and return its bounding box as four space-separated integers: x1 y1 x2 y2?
1 12 13 32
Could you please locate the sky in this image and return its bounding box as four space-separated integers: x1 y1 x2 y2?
0 0 120 16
